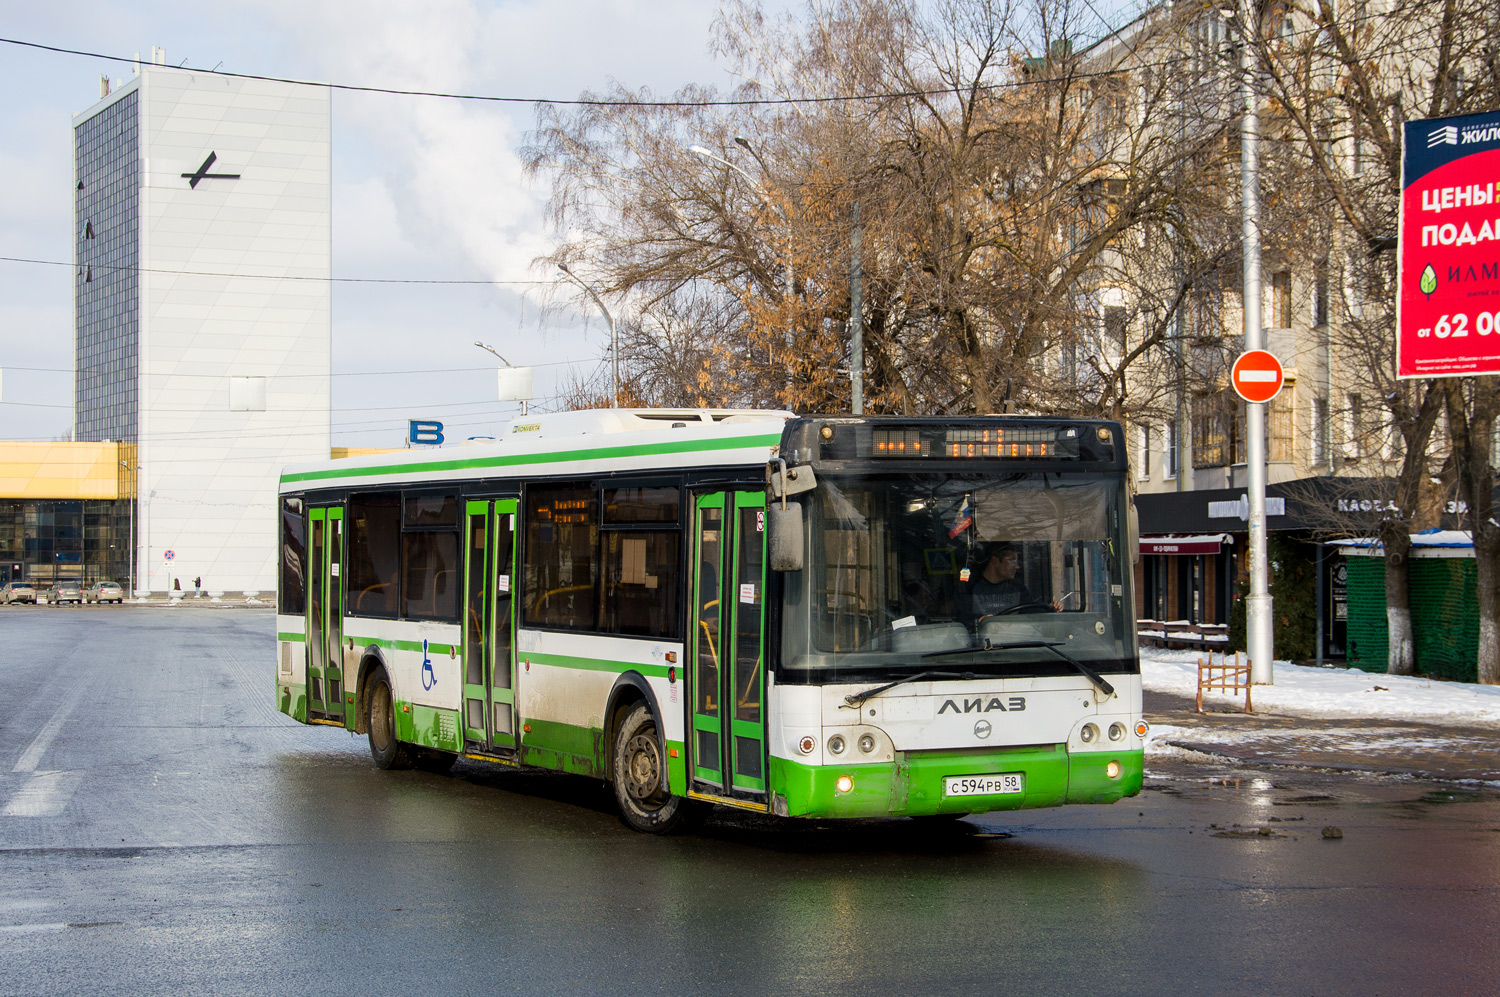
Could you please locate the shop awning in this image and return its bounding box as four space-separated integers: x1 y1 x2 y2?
1140 533 1231 556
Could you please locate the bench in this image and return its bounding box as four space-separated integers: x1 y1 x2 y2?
1197 651 1253 714
1137 620 1231 651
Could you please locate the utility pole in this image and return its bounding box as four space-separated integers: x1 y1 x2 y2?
1235 0 1274 684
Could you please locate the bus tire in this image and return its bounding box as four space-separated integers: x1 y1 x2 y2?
366 668 413 770
612 701 696 834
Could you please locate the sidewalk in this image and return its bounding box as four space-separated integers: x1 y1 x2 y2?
1145 688 1500 784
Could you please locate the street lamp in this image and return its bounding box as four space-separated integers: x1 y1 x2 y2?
119 460 137 597
556 264 619 408
1222 0 1273 684
475 341 532 416
688 141 798 399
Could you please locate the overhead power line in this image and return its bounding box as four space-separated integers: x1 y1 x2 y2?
1 256 550 286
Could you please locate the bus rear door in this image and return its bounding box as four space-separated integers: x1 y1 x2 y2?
463 499 519 755
689 490 768 804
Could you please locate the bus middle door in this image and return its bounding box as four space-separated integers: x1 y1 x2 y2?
689 490 768 803
463 499 518 755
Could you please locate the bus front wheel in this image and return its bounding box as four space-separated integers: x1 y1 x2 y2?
612 701 698 834
367 668 413 770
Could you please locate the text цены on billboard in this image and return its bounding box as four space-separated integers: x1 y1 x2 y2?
1398 109 1500 379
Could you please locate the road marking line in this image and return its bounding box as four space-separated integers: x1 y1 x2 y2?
2 771 82 817
13 685 88 773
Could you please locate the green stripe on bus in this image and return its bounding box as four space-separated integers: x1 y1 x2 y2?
281 433 782 485
526 650 671 680
277 632 306 642
347 635 458 655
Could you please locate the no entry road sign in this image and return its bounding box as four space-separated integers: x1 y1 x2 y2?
1231 350 1285 403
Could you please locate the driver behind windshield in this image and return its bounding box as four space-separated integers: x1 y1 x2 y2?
962 543 1061 624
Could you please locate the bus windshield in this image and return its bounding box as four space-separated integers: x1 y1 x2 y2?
779 470 1136 679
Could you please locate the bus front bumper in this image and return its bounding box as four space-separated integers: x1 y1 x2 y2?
769 745 1144 819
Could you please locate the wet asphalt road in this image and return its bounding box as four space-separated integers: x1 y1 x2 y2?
2 607 1499 996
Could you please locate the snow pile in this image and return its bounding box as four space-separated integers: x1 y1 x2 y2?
1141 649 1500 725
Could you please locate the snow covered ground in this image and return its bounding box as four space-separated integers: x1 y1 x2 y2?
1141 649 1500 725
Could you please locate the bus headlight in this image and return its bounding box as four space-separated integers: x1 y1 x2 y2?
858 733 876 754
828 735 846 755
1106 760 1122 779
1080 723 1099 744
1109 722 1125 741
836 775 854 793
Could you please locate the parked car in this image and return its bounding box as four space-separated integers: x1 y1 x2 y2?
86 580 125 604
51 580 84 605
0 581 37 605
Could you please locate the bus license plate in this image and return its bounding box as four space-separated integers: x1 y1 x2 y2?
944 773 1024 797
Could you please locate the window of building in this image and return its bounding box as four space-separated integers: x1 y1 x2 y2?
1312 396 1330 465
1270 270 1293 329
1268 389 1294 462
1346 393 1364 459
1104 306 1128 357
279 497 306 615
1166 419 1180 478
1314 260 1329 326
1136 424 1152 480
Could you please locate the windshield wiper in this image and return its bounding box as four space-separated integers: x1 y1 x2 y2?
923 639 1116 698
841 670 972 709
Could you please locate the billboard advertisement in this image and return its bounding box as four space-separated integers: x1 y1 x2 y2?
1397 109 1500 379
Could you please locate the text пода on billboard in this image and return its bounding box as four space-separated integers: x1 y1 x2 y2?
1398 109 1500 379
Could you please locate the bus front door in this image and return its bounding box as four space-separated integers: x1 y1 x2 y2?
463 499 519 755
689 491 768 802
306 506 345 723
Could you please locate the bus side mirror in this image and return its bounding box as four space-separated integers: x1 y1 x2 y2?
1128 502 1140 566
768 503 804 572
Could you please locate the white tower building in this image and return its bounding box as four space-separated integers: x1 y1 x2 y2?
73 55 331 595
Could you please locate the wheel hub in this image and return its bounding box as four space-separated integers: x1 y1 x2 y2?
624 733 661 802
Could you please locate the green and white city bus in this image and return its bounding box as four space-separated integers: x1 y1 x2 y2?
276 409 1145 832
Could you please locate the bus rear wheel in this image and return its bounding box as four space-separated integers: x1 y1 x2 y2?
612 702 698 834
366 668 413 770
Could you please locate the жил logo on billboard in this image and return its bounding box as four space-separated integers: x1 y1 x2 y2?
1420 263 1438 299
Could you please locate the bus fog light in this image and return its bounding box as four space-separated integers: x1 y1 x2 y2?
1135 720 1150 738
828 735 846 755
836 775 854 793
1080 723 1099 744
1106 761 1122 779
858 733 876 754
799 736 816 755
1109 722 1125 741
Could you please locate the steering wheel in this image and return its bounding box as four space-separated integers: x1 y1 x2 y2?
996 601 1055 615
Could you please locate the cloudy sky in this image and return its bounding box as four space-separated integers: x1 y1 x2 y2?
0 0 742 445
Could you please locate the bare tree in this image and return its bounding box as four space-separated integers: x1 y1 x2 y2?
1251 0 1498 676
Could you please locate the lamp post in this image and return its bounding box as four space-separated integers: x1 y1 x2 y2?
475 341 531 416
119 460 137 597
557 264 618 408
688 142 796 396
1224 0 1273 684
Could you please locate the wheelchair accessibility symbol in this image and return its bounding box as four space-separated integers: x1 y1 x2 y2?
421 638 437 691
